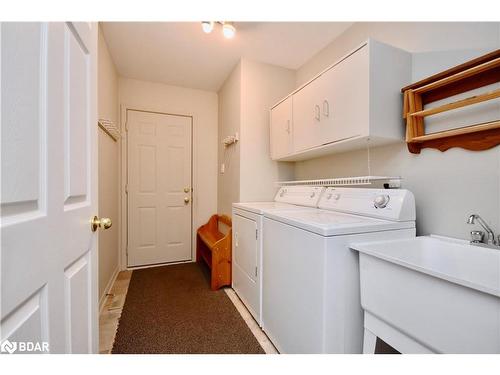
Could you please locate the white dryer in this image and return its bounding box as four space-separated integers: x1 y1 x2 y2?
262 187 416 353
232 186 325 326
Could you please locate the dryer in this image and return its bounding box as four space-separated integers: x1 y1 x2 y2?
232 186 325 326
262 187 416 353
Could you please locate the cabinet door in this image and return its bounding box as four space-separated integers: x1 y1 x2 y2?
292 76 324 152
270 97 293 160
293 45 370 153
321 45 369 143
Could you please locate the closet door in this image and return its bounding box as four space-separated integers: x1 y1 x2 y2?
1 22 98 353
270 97 293 160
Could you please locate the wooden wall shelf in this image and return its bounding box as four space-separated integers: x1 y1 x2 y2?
402 49 500 154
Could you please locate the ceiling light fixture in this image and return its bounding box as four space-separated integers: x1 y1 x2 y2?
201 21 236 39
201 21 214 34
222 22 236 39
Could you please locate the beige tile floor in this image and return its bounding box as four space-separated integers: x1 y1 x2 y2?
99 270 132 354
224 288 278 354
98 268 278 354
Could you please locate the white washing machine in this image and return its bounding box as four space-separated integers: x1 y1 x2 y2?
262 187 416 353
232 186 325 326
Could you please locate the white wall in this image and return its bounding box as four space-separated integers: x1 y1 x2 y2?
217 59 296 216
97 27 120 302
294 22 500 239
119 77 218 261
240 59 295 202
296 22 500 86
217 63 241 216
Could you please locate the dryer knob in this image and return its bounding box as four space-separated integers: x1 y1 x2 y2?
374 194 390 209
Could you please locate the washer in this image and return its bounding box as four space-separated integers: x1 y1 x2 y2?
232 186 325 326
262 187 416 353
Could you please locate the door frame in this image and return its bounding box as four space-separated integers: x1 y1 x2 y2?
119 104 195 270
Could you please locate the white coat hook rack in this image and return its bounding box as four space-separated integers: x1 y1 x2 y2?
222 132 239 148
98 119 120 141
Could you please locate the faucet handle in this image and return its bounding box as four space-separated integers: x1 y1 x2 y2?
470 230 484 243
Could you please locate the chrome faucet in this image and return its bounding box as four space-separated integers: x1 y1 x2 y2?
467 214 497 246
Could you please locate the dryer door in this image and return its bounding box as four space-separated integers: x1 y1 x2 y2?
232 212 261 323
233 214 258 283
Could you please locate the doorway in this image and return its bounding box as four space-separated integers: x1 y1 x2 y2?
126 109 193 267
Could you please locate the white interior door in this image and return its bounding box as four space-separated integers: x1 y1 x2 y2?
1 22 98 353
127 110 192 267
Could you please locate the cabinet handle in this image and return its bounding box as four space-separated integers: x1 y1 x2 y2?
314 105 321 121
323 100 330 117
286 119 291 134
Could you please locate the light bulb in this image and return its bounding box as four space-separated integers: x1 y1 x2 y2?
201 21 214 34
222 23 236 39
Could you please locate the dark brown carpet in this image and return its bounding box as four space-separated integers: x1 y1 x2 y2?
112 262 264 354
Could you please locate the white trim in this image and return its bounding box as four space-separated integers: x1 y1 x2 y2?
98 266 120 314
119 103 196 270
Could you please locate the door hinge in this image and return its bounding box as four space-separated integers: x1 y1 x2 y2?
255 229 258 239
125 184 128 194
255 266 258 277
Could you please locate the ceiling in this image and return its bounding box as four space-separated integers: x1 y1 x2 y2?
100 22 352 91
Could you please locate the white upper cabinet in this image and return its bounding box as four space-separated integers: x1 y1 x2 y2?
291 70 324 152
270 96 293 160
270 40 411 161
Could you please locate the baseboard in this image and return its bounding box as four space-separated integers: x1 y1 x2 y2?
126 259 194 271
99 266 120 314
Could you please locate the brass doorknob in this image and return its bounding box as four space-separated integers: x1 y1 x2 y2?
91 216 112 232
184 197 190 204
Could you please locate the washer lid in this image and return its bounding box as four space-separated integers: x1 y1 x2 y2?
264 209 415 236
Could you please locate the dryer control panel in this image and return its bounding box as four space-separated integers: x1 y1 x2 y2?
318 187 415 221
274 186 325 207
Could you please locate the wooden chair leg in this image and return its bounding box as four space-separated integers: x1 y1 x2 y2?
211 250 219 290
196 235 202 262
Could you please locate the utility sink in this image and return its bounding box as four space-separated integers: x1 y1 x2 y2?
351 235 500 353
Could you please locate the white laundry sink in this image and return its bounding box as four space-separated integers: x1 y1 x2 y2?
351 235 500 353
